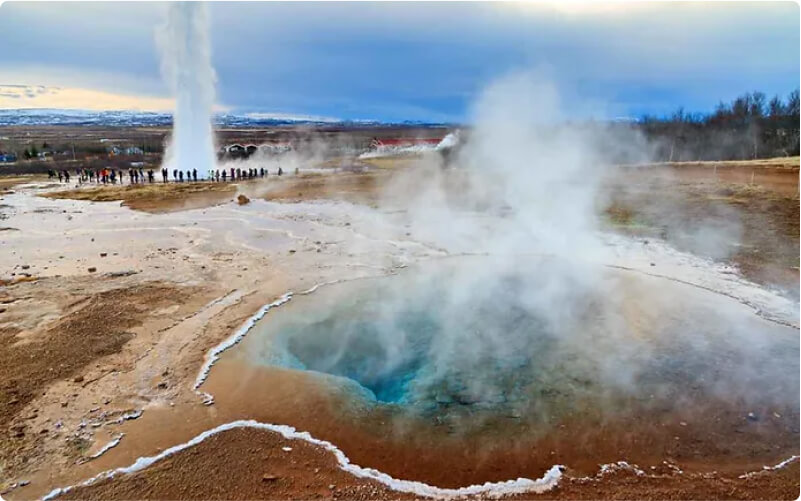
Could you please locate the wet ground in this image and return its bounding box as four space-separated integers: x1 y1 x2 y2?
0 157 798 500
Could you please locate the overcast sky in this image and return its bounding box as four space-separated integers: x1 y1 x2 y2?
0 1 798 122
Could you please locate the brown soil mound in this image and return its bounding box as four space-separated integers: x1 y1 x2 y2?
58 427 417 501
57 427 799 501
42 182 236 213
261 171 387 206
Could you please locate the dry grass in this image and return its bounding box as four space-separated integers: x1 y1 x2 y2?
41 182 237 212
627 156 800 170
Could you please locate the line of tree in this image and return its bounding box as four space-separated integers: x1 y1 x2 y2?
22 145 39 159
639 90 800 162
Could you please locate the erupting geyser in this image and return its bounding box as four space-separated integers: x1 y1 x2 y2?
157 2 216 174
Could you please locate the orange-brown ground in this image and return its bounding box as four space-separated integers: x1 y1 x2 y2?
58 427 799 501
1 156 798 500
0 276 211 487
605 162 799 293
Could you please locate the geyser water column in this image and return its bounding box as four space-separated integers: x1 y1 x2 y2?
157 2 216 174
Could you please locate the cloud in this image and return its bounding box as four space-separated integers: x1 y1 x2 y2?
0 84 174 111
0 2 797 120
0 80 230 113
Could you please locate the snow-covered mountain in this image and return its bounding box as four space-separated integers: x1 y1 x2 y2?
0 109 450 128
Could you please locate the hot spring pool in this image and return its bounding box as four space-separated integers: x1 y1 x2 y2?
234 257 799 423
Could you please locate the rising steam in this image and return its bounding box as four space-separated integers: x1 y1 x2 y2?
244 71 798 429
156 2 217 174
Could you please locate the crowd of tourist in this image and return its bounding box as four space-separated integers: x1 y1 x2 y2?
47 165 288 185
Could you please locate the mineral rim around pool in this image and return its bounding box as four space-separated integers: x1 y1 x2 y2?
203 256 799 488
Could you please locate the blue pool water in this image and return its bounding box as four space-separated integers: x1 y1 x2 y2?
237 259 799 420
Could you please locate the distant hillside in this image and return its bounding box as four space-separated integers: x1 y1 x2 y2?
0 109 452 129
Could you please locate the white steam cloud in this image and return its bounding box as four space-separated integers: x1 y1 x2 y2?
246 70 797 434
156 2 217 174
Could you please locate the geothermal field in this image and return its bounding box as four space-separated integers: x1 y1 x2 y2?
0 3 799 501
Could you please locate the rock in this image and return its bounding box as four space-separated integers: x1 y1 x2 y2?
262 474 279 482
87 267 97 273
288 249 296 254
156 381 168 389
73 376 84 383
99 253 107 257
237 194 250 205
20 265 30 270
106 270 137 278
747 412 759 422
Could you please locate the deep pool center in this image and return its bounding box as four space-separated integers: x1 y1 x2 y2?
235 257 799 429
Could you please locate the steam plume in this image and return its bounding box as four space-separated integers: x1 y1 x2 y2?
157 2 217 175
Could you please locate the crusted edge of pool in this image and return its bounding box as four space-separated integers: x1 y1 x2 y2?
40 419 565 500
38 419 801 501
191 281 340 405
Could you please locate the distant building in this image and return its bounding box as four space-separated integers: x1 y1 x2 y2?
369 137 442 149
258 143 292 154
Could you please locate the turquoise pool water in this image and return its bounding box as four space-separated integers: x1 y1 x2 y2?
236 258 799 424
